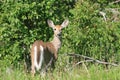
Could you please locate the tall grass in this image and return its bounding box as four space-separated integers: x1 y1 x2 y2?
0 59 120 80
0 65 120 80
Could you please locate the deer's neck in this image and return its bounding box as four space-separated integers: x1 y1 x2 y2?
51 35 61 52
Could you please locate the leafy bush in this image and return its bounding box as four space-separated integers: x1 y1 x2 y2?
0 0 120 69
0 0 74 67
62 0 120 63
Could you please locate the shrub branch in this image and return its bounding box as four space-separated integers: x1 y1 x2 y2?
67 53 118 67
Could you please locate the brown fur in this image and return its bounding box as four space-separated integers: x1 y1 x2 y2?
30 19 69 76
30 40 57 76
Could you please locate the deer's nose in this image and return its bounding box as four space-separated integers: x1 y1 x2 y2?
57 33 61 36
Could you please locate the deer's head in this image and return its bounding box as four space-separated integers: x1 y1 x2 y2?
47 20 69 37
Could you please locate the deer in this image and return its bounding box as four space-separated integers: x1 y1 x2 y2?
30 19 69 76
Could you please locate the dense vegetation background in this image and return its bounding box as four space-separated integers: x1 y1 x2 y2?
0 0 120 79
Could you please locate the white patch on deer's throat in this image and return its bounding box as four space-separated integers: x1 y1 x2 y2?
34 45 44 71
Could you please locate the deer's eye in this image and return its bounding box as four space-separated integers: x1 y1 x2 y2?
54 28 56 30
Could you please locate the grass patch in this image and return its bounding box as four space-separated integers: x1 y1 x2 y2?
0 64 120 80
0 54 119 80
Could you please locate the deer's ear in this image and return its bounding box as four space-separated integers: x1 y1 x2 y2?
47 20 55 28
61 20 69 28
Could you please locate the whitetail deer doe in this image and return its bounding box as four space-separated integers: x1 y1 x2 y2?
30 19 69 76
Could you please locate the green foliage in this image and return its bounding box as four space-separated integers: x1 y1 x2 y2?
61 0 120 63
0 0 74 66
0 0 120 69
